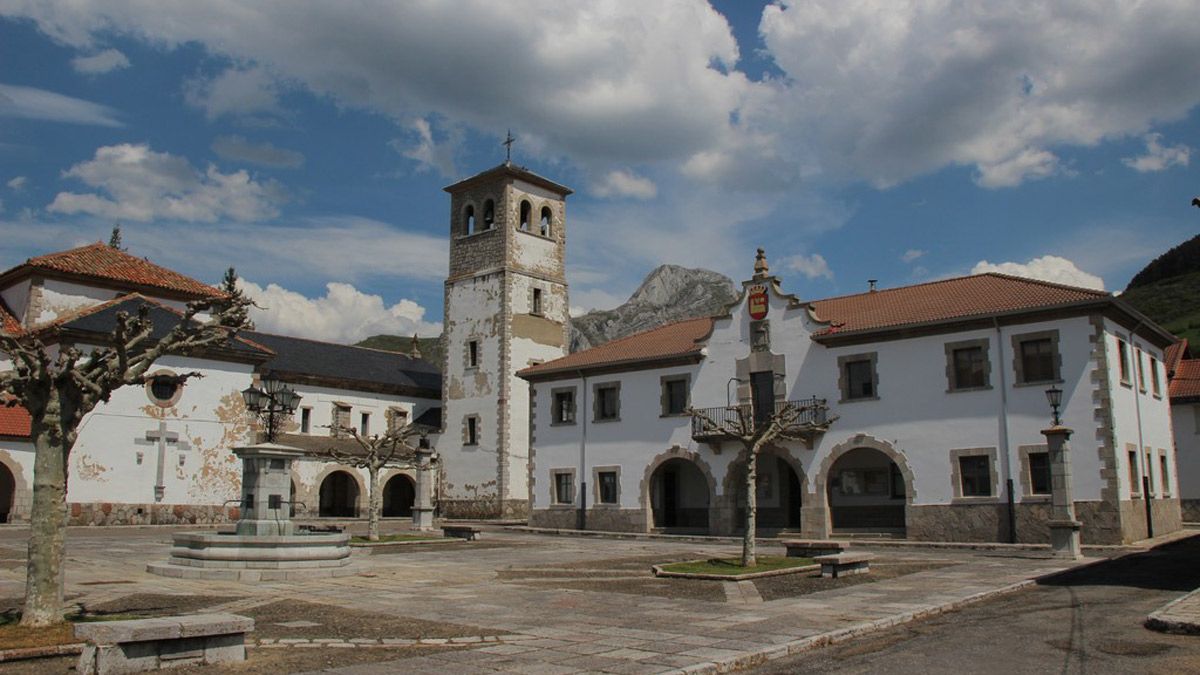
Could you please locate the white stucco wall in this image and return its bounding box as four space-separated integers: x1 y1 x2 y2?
1173 402 1200 502
31 279 186 326
1105 320 1177 500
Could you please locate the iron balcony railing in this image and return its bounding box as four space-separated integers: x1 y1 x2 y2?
690 396 831 440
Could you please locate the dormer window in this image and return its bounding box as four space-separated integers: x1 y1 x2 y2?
519 200 531 231
464 204 476 235
483 199 495 229
540 206 552 236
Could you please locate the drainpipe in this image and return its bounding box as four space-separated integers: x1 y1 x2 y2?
578 370 588 531
1129 320 1153 538
994 318 1017 543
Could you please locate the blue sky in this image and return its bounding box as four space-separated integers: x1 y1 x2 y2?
1 1 1197 343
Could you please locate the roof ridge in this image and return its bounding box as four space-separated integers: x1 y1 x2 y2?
808 271 1109 305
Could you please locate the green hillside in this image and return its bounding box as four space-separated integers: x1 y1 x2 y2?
1120 234 1200 347
355 335 444 369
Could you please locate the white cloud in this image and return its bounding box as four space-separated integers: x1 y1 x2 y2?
901 248 925 263
971 255 1104 291
591 169 657 200
783 252 833 280
7 176 27 191
70 48 130 74
392 118 461 178
183 65 282 121
1122 133 1190 173
974 149 1061 189
47 143 287 222
0 83 122 127
211 135 304 169
240 279 441 344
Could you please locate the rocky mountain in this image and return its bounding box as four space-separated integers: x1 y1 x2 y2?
356 265 737 367
569 264 737 352
1120 233 1200 347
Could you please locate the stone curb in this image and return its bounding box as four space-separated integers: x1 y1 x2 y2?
250 635 508 648
651 561 820 580
0 642 85 663
348 538 455 548
1145 587 1200 635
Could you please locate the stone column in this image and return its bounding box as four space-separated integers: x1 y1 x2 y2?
412 443 436 531
1042 426 1082 559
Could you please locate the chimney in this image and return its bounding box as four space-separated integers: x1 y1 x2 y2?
868 279 878 292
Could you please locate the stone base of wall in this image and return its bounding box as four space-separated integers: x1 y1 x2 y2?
67 502 239 527
1183 499 1200 523
1118 498 1182 543
903 500 1137 546
438 498 529 520
529 508 647 532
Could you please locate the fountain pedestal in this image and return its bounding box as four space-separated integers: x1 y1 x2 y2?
147 443 355 582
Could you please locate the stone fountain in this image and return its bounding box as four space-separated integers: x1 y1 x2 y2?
147 443 356 582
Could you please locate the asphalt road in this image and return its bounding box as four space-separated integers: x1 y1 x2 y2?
753 535 1200 674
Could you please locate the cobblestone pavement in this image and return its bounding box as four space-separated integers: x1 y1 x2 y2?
0 524 1135 674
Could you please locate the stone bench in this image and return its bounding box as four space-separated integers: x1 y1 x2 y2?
781 539 847 558
814 552 874 579
75 613 254 674
441 525 482 540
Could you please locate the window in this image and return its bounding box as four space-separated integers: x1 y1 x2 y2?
467 340 479 368
1146 451 1154 495
145 370 183 407
593 382 620 422
1128 449 1140 497
483 199 495 229
596 469 619 505
1161 452 1171 496
464 204 476 234
360 412 370 436
386 408 408 434
300 407 312 434
951 345 987 389
1136 349 1146 392
551 470 574 505
958 455 992 497
1117 338 1131 384
519 200 531 231
1028 452 1051 495
465 416 478 446
332 404 351 437
531 288 543 315
1150 357 1161 397
1012 330 1060 384
839 353 878 402
540 206 552 236
551 388 576 425
661 376 689 416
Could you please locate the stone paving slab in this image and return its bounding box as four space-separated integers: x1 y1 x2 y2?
1145 585 1200 634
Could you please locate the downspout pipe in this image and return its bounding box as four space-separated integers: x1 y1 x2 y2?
578 370 588 531
994 318 1017 543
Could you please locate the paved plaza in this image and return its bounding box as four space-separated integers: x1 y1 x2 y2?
0 524 1188 674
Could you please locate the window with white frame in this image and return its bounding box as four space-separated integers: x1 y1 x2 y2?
1117 338 1131 385
1136 348 1146 392
551 387 576 425
1150 356 1161 397
551 470 575 505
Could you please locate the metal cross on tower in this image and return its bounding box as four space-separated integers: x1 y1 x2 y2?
503 129 515 162
135 420 190 502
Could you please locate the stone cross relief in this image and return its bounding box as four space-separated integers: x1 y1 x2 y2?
134 420 191 502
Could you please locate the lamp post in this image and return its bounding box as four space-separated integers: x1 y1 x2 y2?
241 376 302 443
1042 385 1081 559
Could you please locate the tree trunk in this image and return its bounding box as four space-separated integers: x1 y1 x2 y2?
742 450 757 568
367 466 381 542
21 428 68 627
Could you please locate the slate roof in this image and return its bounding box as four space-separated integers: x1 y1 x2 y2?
0 405 31 438
1170 359 1200 402
414 407 442 429
4 243 220 299
519 273 1138 379
245 331 442 395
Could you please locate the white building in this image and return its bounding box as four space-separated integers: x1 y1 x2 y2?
1167 341 1199 522
520 251 1181 545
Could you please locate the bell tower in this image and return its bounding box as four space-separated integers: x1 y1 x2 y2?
440 161 572 517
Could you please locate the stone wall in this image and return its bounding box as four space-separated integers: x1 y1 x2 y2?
1119 497 1182 542
438 497 529 520
529 507 645 532
1183 499 1200 523
68 502 238 526
905 500 1133 545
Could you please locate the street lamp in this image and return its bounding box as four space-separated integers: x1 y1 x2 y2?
242 375 302 442
1045 385 1063 427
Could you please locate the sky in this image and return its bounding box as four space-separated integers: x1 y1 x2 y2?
0 1 1197 344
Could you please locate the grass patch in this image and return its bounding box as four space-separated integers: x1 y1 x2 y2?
659 555 813 576
350 533 444 544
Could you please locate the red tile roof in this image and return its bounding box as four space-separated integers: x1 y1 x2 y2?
521 273 1118 378
809 273 1109 336
1165 340 1189 377
11 243 220 299
519 317 711 377
0 405 31 438
0 297 20 335
1170 359 1200 401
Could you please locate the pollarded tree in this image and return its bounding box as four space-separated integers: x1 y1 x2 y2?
324 422 423 542
0 293 251 627
688 399 834 567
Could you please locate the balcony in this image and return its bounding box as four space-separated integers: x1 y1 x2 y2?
689 396 834 449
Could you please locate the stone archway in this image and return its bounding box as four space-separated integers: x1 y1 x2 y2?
720 445 808 534
640 447 717 533
0 451 30 523
0 461 14 524
811 434 915 538
319 470 362 518
382 472 415 517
